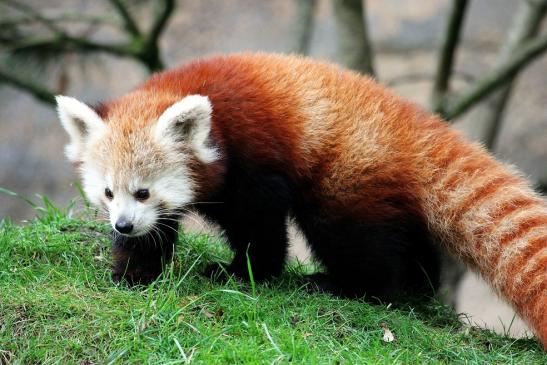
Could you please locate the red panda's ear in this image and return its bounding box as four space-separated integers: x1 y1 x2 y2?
55 95 106 163
154 95 218 163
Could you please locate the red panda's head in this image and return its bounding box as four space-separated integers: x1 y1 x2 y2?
56 94 218 237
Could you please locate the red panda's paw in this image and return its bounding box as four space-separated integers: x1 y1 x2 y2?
203 261 242 283
203 260 280 283
203 262 228 282
112 268 161 286
302 273 344 296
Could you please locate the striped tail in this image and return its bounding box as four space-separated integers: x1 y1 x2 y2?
420 125 547 348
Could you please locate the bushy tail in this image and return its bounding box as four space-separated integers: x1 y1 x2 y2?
419 125 547 348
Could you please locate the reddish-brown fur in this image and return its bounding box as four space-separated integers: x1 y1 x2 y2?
99 53 546 347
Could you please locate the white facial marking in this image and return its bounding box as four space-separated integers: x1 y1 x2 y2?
56 95 106 162
81 164 107 207
57 95 207 237
79 150 197 237
108 190 155 236
151 169 195 210
93 171 194 237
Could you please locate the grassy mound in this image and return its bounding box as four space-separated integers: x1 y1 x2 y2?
0 209 544 364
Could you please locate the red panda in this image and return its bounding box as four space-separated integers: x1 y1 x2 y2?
56 53 546 348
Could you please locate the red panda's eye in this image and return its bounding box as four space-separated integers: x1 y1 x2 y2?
105 188 114 200
134 189 150 201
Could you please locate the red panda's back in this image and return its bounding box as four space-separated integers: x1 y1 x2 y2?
106 53 440 220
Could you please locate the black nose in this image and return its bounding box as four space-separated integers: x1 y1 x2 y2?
115 219 134 234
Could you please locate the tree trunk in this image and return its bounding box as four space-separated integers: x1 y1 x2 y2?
332 0 375 76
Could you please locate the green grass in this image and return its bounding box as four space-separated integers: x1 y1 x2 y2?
0 206 545 364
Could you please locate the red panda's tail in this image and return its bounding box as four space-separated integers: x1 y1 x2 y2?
419 124 547 348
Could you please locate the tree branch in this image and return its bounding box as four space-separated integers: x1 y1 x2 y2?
1 1 141 59
132 0 175 71
148 0 175 45
332 0 375 76
107 0 141 37
443 33 547 120
385 71 476 87
0 13 118 29
290 0 317 55
0 0 174 103
431 0 470 113
0 67 55 104
2 0 63 34
3 35 138 58
538 182 547 196
1 0 173 73
474 0 547 148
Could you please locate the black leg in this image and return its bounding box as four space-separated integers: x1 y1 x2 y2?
111 217 179 285
298 215 440 302
199 172 292 282
220 208 289 281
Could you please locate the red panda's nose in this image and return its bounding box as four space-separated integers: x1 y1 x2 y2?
115 218 134 234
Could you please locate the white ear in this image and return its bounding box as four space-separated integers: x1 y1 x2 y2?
56 95 106 162
154 95 218 163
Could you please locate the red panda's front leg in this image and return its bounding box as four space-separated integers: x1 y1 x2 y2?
200 172 292 282
111 217 180 285
217 209 289 281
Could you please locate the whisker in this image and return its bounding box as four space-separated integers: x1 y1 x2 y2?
182 201 225 206
149 226 160 249
155 222 180 235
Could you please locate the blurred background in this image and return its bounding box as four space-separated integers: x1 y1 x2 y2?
1 0 546 339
